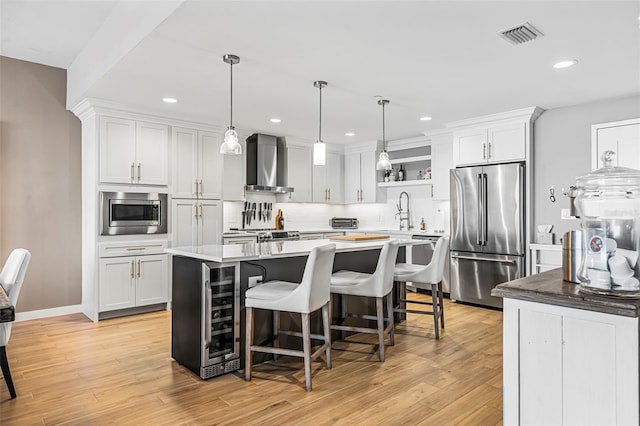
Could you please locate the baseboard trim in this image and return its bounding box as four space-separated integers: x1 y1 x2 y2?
16 304 84 322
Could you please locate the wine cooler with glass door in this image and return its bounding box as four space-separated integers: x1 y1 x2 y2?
171 258 241 379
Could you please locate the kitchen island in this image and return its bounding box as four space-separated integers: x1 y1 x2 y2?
492 268 639 425
166 238 423 380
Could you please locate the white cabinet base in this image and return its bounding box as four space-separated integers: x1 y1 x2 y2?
503 298 639 425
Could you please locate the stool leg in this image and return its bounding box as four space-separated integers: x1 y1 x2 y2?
273 310 280 361
386 292 395 346
245 307 254 381
1 346 16 399
431 283 440 340
322 301 332 370
376 297 385 362
340 294 347 340
301 313 312 392
439 281 445 329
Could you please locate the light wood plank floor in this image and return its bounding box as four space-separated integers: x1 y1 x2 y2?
0 294 503 425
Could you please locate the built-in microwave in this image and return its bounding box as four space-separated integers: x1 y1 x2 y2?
100 192 168 235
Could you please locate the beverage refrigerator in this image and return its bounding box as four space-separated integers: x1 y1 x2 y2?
449 162 525 308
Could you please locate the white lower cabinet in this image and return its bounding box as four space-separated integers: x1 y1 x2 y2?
172 199 222 246
503 298 638 425
98 240 169 314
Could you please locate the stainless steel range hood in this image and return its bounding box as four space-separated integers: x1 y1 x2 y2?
245 133 294 193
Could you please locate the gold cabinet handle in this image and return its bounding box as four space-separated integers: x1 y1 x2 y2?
483 143 487 160
130 260 134 278
194 179 199 196
328 188 331 201
194 204 199 223
137 259 141 278
200 179 203 196
488 142 492 159
199 202 203 219
130 163 135 182
137 163 141 182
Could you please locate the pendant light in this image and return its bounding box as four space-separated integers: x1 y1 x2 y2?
313 80 327 165
220 54 242 155
376 99 392 171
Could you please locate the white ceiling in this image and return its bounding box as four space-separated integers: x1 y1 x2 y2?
2 1 639 144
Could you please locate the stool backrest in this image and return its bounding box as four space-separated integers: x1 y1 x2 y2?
414 235 449 284
0 248 31 346
369 240 400 297
299 244 336 313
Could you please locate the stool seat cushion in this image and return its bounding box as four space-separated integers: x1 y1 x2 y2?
330 270 378 297
245 281 298 305
394 262 438 287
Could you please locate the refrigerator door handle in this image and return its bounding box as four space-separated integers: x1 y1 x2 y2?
477 173 483 245
483 173 488 246
451 254 517 264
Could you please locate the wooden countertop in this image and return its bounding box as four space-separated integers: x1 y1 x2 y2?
492 268 640 318
0 284 15 323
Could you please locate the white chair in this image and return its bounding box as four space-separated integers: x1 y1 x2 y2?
245 244 335 392
0 248 31 399
393 236 449 339
330 240 399 362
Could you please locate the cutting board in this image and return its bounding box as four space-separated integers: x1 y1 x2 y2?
329 234 390 242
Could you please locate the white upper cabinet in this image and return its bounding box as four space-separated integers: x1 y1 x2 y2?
431 138 453 201
172 127 221 199
287 145 313 202
313 150 344 203
453 122 525 166
99 116 169 185
592 119 640 170
344 143 383 204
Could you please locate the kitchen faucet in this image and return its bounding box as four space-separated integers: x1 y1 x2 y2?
396 191 412 231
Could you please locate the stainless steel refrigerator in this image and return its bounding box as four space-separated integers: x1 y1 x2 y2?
450 162 525 308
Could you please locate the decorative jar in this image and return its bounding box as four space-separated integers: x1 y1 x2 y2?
575 151 640 297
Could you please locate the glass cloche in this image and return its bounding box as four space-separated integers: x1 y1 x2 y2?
575 151 640 297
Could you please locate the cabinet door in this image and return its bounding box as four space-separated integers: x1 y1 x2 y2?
312 163 328 202
99 257 136 311
359 150 377 203
172 127 198 198
172 200 197 247
432 142 453 201
596 123 640 169
136 121 169 185
287 146 313 202
198 131 221 199
488 122 526 163
135 254 168 306
199 200 221 245
99 116 136 184
453 128 487 166
344 152 362 203
326 151 344 204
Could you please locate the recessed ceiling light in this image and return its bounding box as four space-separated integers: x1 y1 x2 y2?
269 118 282 123
420 116 432 121
162 97 178 104
345 132 355 136
553 60 578 69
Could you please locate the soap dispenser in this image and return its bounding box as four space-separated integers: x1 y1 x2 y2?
420 218 426 231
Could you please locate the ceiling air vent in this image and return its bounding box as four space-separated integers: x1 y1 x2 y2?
499 22 544 45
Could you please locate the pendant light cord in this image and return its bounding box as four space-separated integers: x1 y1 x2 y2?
318 84 322 142
229 62 234 128
382 101 386 151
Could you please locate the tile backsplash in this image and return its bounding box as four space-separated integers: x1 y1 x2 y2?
223 188 450 233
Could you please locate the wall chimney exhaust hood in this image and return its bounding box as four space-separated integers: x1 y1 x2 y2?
245 133 294 193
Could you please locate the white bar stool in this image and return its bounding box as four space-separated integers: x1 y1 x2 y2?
330 240 399 362
393 235 449 339
245 244 335 392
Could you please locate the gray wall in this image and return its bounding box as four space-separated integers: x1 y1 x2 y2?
533 94 640 242
0 56 82 312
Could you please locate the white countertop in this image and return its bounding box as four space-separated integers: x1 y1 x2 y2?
166 238 427 262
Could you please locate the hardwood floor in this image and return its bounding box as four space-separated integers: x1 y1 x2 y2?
0 294 503 425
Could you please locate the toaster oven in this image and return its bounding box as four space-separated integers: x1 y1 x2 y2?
330 217 359 229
